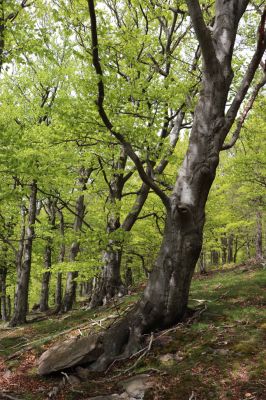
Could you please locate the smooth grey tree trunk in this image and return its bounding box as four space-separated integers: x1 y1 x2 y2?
10 181 37 326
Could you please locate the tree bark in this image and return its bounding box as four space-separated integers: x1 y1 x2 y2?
55 209 65 310
233 236 238 263
211 250 219 266
61 192 85 312
39 242 52 312
199 251 206 274
13 205 26 311
256 210 263 260
227 234 234 263
0 266 8 321
61 221 82 312
246 234 251 259
39 199 56 312
9 181 37 326
61 167 92 312
221 235 227 265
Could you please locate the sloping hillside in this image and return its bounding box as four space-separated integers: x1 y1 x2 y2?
0 263 265 400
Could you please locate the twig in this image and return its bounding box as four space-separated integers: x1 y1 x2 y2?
189 391 196 400
0 393 22 400
124 332 154 373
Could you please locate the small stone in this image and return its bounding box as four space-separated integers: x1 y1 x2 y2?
159 353 175 363
120 374 153 397
216 349 229 355
3 370 12 379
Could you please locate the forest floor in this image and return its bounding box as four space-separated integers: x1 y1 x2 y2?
0 262 265 400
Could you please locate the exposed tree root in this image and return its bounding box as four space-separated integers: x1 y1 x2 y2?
87 304 207 373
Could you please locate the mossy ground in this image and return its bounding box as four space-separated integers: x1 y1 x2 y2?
0 264 265 399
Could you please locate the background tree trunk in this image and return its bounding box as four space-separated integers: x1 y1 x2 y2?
39 242 52 312
0 266 8 321
61 193 85 312
199 251 206 274
61 167 92 312
227 234 234 263
256 210 263 259
221 235 227 265
9 181 37 326
55 209 65 310
39 199 56 312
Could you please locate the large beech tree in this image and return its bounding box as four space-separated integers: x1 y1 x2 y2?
83 0 266 370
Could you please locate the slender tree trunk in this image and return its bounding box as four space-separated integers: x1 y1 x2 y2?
256 210 263 260
124 267 133 287
199 251 206 274
0 267 8 321
39 199 56 312
55 210 65 310
55 272 62 308
233 236 238 263
211 250 219 266
39 242 52 312
13 206 26 311
61 167 92 312
7 295 11 319
61 194 85 312
221 235 227 265
90 246 125 307
10 181 37 326
246 234 251 259
227 234 234 263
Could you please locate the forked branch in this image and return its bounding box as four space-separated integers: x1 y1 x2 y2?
223 7 266 139
222 71 266 150
186 0 218 74
87 0 170 208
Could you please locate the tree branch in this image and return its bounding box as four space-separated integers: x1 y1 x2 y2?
186 0 218 74
87 0 170 209
222 7 266 143
221 71 266 150
37 188 93 231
